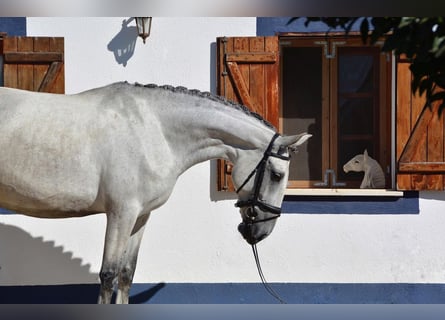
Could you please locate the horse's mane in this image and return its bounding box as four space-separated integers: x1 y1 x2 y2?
130 82 275 130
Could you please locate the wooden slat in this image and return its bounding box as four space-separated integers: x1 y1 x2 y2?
4 52 63 63
33 37 50 92
225 52 276 63
249 37 265 117
226 61 260 114
426 100 444 188
236 37 250 106
396 58 414 189
17 37 33 91
38 61 63 92
399 162 445 172
3 37 18 88
48 37 65 93
265 37 279 128
411 77 429 189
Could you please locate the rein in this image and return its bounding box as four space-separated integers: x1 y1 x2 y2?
252 244 286 304
235 132 288 304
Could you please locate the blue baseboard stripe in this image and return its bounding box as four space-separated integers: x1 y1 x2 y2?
1 282 445 304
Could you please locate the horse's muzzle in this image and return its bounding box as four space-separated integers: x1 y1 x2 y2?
238 221 266 245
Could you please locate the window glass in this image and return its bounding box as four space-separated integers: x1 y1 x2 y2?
282 46 323 183
338 54 373 94
336 47 380 185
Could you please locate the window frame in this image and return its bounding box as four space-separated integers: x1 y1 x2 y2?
279 33 392 190
0 33 4 86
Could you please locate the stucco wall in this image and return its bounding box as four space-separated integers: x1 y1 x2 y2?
1 18 445 299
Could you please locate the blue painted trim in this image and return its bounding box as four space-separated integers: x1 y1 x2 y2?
0 208 15 215
283 191 419 215
0 17 26 36
0 193 421 215
1 282 445 304
257 17 369 36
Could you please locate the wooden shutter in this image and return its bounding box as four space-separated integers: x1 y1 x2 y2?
216 36 279 191
396 56 445 190
3 36 64 93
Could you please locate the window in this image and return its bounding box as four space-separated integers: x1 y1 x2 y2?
280 35 391 189
216 34 445 193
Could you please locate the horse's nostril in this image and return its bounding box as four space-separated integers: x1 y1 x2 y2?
247 207 257 218
238 222 245 234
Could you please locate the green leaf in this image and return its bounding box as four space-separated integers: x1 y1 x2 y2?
398 17 416 29
360 18 369 44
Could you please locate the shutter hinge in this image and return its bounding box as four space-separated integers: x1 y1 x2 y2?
225 162 233 175
222 161 233 191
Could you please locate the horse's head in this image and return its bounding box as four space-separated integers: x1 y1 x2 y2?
232 133 311 245
343 149 368 173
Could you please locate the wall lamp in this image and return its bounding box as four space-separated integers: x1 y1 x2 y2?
135 17 152 44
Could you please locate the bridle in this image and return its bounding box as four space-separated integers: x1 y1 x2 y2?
234 133 290 225
234 132 290 304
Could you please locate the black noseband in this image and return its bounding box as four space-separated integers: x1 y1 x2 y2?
234 133 290 224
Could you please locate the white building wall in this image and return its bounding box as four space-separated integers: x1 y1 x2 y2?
1 17 445 289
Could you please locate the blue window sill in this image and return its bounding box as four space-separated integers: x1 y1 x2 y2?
283 191 419 215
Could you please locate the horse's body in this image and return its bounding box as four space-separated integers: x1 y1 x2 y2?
0 82 310 303
343 150 385 189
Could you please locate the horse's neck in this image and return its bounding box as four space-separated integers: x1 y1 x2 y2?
363 158 385 187
156 100 274 172
365 159 383 176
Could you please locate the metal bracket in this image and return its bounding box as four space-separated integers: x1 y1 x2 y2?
314 169 346 187
314 41 346 59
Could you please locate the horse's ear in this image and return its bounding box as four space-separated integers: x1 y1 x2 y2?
277 133 312 153
363 149 369 163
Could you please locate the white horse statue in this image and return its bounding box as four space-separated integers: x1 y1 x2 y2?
343 150 386 189
0 82 311 303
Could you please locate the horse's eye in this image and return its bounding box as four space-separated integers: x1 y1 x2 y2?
271 171 282 182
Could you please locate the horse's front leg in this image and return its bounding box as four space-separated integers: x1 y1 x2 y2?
116 213 150 304
98 205 140 304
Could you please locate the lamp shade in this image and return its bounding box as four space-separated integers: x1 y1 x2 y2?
135 17 152 43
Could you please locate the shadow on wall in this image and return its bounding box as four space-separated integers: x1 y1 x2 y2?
107 18 138 67
0 223 167 303
0 223 98 285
